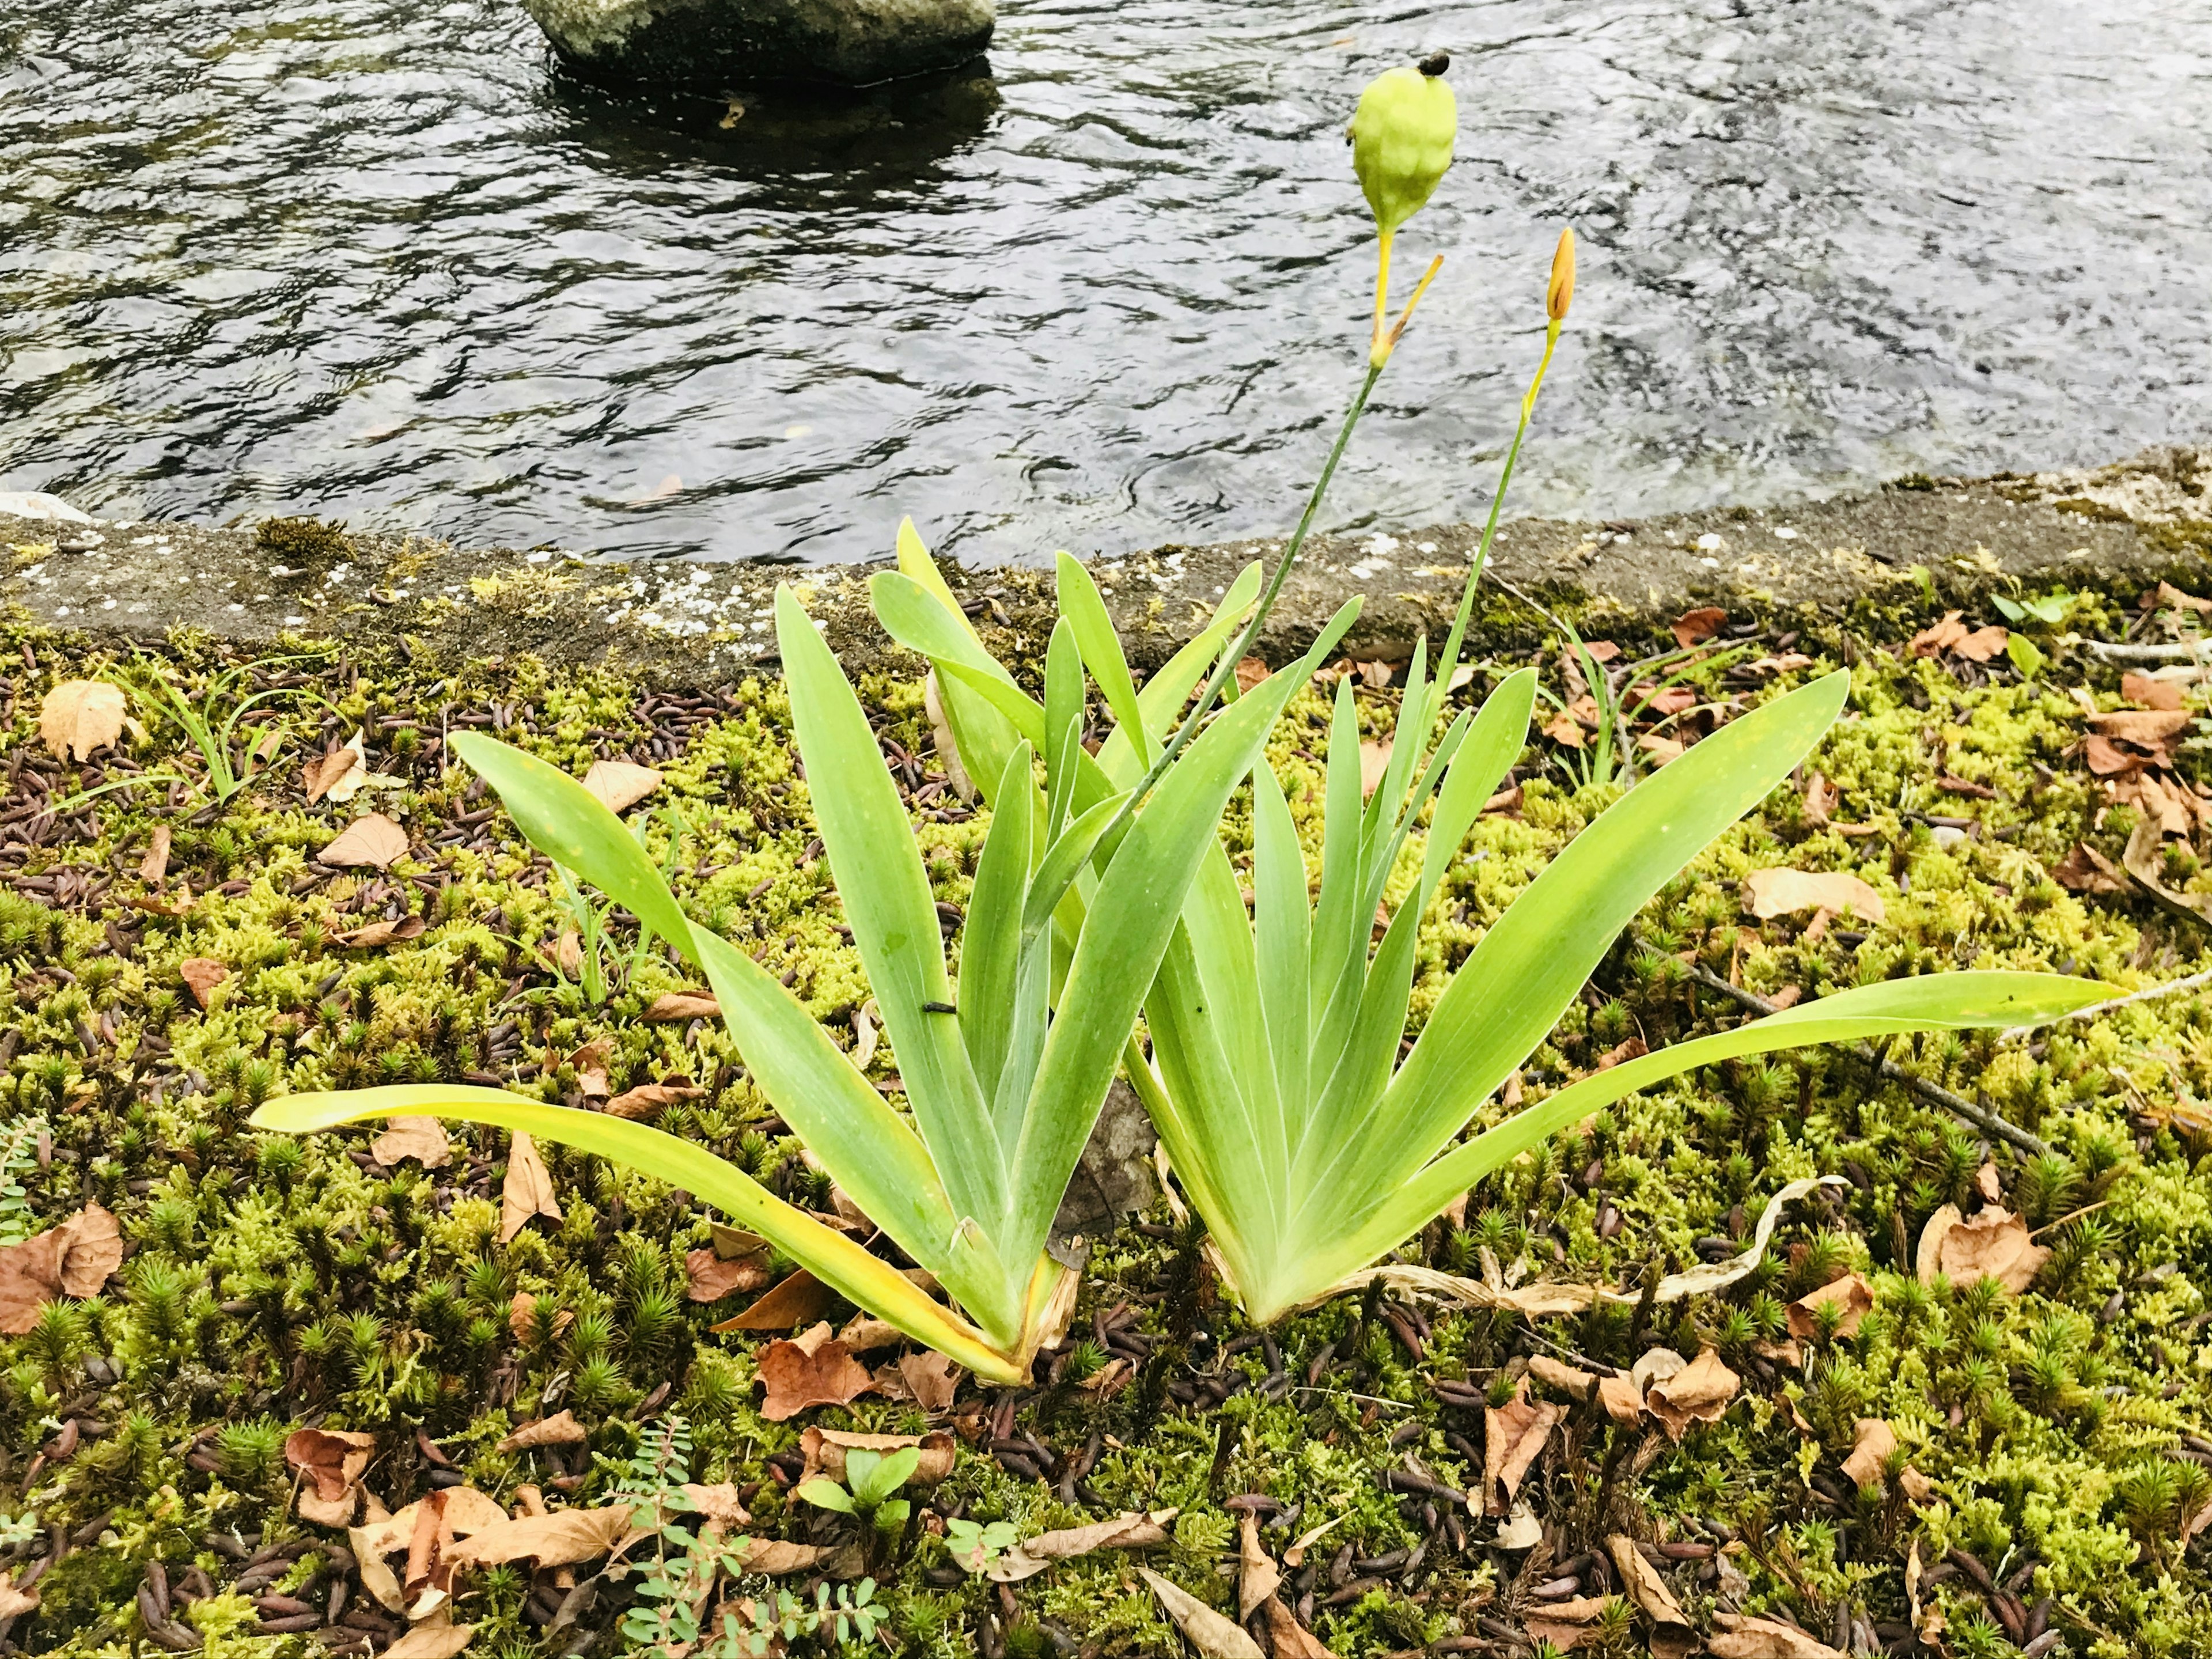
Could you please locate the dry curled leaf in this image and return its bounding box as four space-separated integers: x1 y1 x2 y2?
739 1539 853 1577
1359 739 1392 798
990 1510 1176 1582
305 733 367 804
1645 1348 1740 1440
1919 1203 2047 1291
40 679 125 761
897 1349 964 1412
685 1248 772 1304
715 1270 832 1332
1139 1567 1263 1659
1709 1612 1846 1658
1597 1373 1645 1426
1742 867 1885 924
507 1291 574 1344
580 759 662 815
2086 709 2191 745
286 1428 376 1503
757 1323 876 1421
1672 606 1728 648
1259 1598 1339 1659
372 1118 452 1170
322 812 410 870
498 1131 563 1245
643 991 719 1022
801 1427 956 1488
2122 671 2186 711
1609 1535 1695 1656
1234 656 1270 693
602 1082 702 1121
336 914 427 949
0 1573 39 1623
384 1622 474 1659
444 1506 631 1570
1952 624 2009 662
1840 1418 1897 1489
55 1204 122 1298
1908 612 1968 657
1483 1382 1560 1512
139 824 172 885
1528 1355 1597 1403
180 957 229 1009
1524 1596 1610 1651
0 1206 126 1334
1786 1272 1873 1340
1238 1512 1280 1620
497 1411 586 1453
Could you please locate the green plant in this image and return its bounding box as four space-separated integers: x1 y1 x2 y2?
546 805 697 1006
796 1446 920 1532
944 1517 1019 1574
609 1416 755 1654
55 654 333 808
0 1115 46 1245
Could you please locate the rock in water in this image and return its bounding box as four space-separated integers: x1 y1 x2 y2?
522 0 995 88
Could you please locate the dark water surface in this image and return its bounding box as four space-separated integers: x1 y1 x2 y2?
3 1 2209 564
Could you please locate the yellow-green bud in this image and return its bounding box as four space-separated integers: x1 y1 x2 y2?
1547 228 1575 321
1349 55 1457 234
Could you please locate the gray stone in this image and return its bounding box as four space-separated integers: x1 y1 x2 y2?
1051 1080 1158 1264
522 0 995 88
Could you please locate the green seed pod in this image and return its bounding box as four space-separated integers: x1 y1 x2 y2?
1349 54 1457 234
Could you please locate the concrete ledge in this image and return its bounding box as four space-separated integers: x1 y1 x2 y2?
8 447 2211 681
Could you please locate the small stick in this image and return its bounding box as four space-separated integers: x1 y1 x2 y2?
2001 965 2212 1043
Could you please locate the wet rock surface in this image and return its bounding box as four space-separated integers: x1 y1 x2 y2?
6 447 2210 685
522 0 995 86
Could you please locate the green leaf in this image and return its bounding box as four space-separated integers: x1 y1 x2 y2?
961 744 1035 1122
1304 971 2111 1294
776 588 1005 1240
1251 763 1309 1171
795 1479 855 1514
1055 554 1152 769
1418 670 1535 906
247 1086 1025 1380
1044 620 1085 840
2007 631 2046 680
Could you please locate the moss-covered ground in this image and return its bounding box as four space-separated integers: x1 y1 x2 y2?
3 574 2211 1659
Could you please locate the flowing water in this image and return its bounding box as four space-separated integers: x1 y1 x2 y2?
3 1 2209 565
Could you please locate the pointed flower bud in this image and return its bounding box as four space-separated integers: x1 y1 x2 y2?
1349 56 1457 234
1547 228 1576 322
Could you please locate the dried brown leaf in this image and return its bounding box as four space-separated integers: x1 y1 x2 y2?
322 813 410 870
685 1248 772 1304
1597 1373 1645 1427
800 1427 956 1488
1527 1355 1597 1403
1359 739 1392 798
1786 1272 1873 1340
0 1574 39 1623
642 991 719 1022
139 824 172 885
1840 1418 1897 1489
286 1428 377 1503
898 1349 964 1412
1908 611 1968 657
372 1118 452 1170
1483 1384 1560 1511
1524 1596 1610 1650
444 1506 631 1570
1645 1348 1740 1440
738 1539 851 1577
1709 1612 1846 1658
498 1131 563 1245
1672 606 1728 649
602 1082 702 1121
305 734 367 804
40 679 125 761
1742 867 1885 924
0 1207 124 1335
1139 1568 1263 1659
2087 709 2191 744
715 1270 833 1332
55 1204 122 1298
497 1411 586 1453
507 1291 574 1344
580 759 662 815
2122 671 2186 711
1608 1534 1691 1631
991 1510 1176 1582
385 1623 474 1659
1953 624 2009 662
1929 1203 2048 1291
180 957 229 1009
1234 656 1269 693
757 1326 875 1421
336 914 427 949
1238 1513 1281 1619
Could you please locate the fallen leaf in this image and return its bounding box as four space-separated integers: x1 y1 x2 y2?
1631 1347 1687 1393
323 813 410 870
384 1622 474 1659
1645 1348 1740 1440
444 1506 631 1570
287 1428 377 1503
757 1323 876 1421
2122 671 2186 711
990 1510 1176 1582
2052 842 2128 894
507 1290 574 1344
1357 659 1396 688
140 825 173 885
1709 1612 1846 1658
899 1349 963 1412
305 733 368 804
336 914 427 949
643 991 719 1022
1494 1498 1544 1550
581 759 662 815
1840 1418 1897 1489
685 1248 772 1304
1528 1355 1597 1403
800 1427 956 1488
1483 1382 1560 1512
681 1483 753 1527
180 957 229 1009
372 1118 452 1169
739 1539 857 1577
1238 1513 1281 1619
1637 732 1685 765
603 1082 702 1120
2087 709 2191 744
1524 1596 1610 1651
55 1204 122 1297
1597 1374 1645 1426
1785 1272 1873 1340
1928 1203 2048 1291
1908 612 1967 657
1743 868 1885 925
851 998 879 1070
498 1131 563 1244
2083 733 2143 777
497 1411 586 1453
1594 1035 1647 1071
1953 624 2009 662
40 679 125 761
2154 580 2212 613
716 1270 833 1332
1897 1465 1937 1505
1974 1161 2003 1203
1608 1534 1693 1650
1672 607 1728 649
1359 740 1392 798
1234 656 1270 693
0 1573 38 1622
1139 1567 1263 1659
405 1487 454 1603
1543 708 1586 748
1802 772 1838 825
1259 1599 1339 1659
836 1316 903 1353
